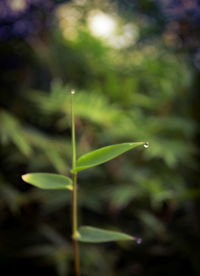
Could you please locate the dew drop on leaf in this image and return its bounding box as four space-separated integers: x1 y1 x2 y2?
135 237 142 244
144 142 149 149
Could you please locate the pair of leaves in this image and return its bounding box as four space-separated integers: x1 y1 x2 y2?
22 142 146 190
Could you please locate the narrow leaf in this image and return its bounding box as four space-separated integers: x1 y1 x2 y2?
76 226 142 243
73 142 145 172
22 173 73 190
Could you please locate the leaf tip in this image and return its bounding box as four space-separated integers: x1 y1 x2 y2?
133 237 142 244
21 173 29 182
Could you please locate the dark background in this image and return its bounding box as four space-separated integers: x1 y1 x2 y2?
0 0 200 275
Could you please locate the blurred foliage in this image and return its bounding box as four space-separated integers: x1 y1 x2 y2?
0 0 200 276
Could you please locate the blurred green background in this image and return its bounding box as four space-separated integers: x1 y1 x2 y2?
0 0 200 275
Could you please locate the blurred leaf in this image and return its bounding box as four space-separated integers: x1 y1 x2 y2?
28 85 127 128
23 244 56 257
137 210 165 235
0 110 32 156
104 184 141 209
0 181 26 213
76 226 140 243
23 128 71 173
73 142 146 172
22 173 73 190
39 224 68 246
31 190 71 214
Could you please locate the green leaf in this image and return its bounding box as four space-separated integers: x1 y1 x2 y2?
76 226 142 243
22 173 73 190
72 142 146 172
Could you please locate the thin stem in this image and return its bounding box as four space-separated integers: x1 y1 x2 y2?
71 89 76 170
72 172 80 276
73 237 80 276
72 173 78 237
71 89 80 276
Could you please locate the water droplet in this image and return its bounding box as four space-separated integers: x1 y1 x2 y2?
135 237 142 244
71 89 75 94
144 142 149 149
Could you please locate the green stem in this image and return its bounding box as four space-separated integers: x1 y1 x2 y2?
71 90 76 170
71 90 80 276
72 172 78 235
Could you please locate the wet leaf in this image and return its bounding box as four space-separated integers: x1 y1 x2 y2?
76 226 141 243
73 142 145 172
